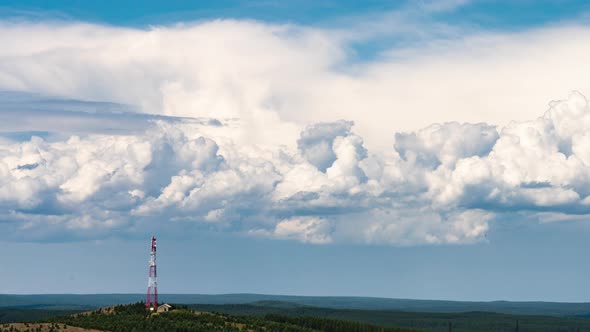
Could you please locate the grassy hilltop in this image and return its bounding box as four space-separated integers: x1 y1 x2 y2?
0 302 416 332
2 300 590 331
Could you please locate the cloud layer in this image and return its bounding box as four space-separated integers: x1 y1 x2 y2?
2 91 590 245
2 20 590 151
2 18 590 245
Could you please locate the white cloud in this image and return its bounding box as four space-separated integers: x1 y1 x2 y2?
1 91 589 245
297 120 356 172
394 122 498 168
3 20 590 152
3 16 590 245
2 91 590 245
423 92 590 212
252 217 334 244
337 209 491 246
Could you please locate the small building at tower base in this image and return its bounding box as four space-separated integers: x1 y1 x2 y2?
157 303 174 313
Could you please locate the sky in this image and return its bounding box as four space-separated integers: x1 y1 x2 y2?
2 0 590 301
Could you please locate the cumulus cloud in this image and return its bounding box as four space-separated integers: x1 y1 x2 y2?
336 209 491 246
3 16 590 245
297 120 356 172
424 92 590 212
252 217 333 244
2 92 590 245
394 122 498 168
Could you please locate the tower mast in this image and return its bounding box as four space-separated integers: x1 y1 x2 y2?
146 236 158 310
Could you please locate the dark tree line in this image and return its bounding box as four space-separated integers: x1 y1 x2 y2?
34 302 418 332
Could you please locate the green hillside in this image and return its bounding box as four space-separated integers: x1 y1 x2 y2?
32 303 416 332
188 302 590 332
3 301 590 331
0 308 82 324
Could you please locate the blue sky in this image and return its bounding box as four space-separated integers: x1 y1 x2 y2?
2 0 589 28
4 219 590 301
2 0 590 301
3 0 590 61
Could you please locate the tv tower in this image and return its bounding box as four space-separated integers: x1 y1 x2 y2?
146 236 158 311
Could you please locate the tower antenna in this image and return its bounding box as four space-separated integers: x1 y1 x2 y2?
146 236 158 311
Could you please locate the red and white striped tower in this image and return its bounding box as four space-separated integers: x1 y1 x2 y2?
146 236 158 311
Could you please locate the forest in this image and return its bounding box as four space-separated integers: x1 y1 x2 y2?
2 301 590 332
0 302 416 332
189 302 590 332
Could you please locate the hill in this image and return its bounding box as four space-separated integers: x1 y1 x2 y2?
33 302 417 332
3 294 590 316
3 302 590 331
0 323 101 332
0 308 82 324
188 302 590 332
